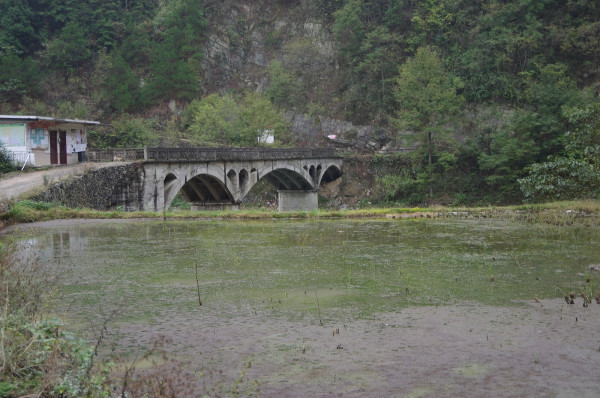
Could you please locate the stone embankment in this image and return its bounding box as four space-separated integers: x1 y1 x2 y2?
32 163 145 211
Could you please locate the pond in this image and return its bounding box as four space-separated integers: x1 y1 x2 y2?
16 218 600 397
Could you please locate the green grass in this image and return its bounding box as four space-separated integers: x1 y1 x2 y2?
1 199 598 226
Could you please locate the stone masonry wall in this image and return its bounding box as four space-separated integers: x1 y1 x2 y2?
33 163 145 211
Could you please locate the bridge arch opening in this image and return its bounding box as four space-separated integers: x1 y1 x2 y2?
164 173 178 210
177 174 235 209
262 168 313 191
227 169 237 191
319 165 342 186
309 165 316 184
239 169 249 193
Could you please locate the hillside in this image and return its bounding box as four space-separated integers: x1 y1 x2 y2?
1 0 599 204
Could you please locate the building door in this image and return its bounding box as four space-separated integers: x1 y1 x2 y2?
59 130 67 164
50 130 58 164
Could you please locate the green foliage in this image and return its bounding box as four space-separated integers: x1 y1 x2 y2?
266 61 302 110
186 94 240 145
54 101 91 120
0 315 101 397
88 115 159 148
240 92 290 145
0 51 40 102
0 240 114 398
519 158 600 202
376 173 424 204
394 47 462 132
146 42 199 102
394 46 463 198
16 200 55 211
0 0 38 54
169 192 191 211
518 102 600 202
476 111 540 202
409 0 460 49
310 0 346 21
0 141 17 173
563 103 600 165
185 93 289 147
38 20 91 85
144 0 207 103
103 54 143 112
333 0 365 58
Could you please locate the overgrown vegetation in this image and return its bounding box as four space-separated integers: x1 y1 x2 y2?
0 235 110 397
0 218 259 396
0 142 17 174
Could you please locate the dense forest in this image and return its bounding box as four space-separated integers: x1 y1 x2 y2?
1 0 599 204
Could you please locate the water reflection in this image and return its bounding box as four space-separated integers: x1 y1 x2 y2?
18 229 89 261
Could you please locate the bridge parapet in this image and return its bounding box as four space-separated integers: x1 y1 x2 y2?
146 147 340 161
87 147 342 162
87 148 144 162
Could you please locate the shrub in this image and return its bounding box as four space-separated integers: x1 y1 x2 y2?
375 174 423 203
0 142 17 174
519 157 600 202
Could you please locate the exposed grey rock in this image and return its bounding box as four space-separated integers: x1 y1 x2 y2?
285 111 373 141
32 163 145 211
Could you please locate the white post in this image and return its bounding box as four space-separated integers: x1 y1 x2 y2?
21 152 31 170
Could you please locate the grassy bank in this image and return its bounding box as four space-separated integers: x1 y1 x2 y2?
1 199 599 228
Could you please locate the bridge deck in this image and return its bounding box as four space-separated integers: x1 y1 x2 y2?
87 147 341 162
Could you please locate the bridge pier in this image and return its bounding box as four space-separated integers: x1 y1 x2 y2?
277 190 318 212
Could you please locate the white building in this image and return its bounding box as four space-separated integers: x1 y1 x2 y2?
0 115 100 167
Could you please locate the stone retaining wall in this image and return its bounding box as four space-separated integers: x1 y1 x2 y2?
33 163 145 211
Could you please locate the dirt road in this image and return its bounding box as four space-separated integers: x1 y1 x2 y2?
0 162 127 201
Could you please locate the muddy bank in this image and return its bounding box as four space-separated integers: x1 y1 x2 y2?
111 300 600 397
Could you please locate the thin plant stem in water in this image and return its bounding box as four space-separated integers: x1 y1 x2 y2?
195 259 202 307
315 290 323 326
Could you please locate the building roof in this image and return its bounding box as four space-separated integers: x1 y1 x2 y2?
0 115 100 126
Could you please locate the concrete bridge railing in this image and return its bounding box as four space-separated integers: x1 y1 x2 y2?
87 147 341 162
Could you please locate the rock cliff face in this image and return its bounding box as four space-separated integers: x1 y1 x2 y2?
33 164 145 211
201 2 336 93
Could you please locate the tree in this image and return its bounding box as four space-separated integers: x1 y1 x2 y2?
0 0 38 54
185 93 289 147
145 39 199 102
354 26 402 122
393 46 463 198
265 61 301 110
88 115 158 148
478 115 539 202
186 94 240 146
239 93 290 146
144 0 206 103
42 21 91 83
282 38 331 106
518 158 600 201
0 51 40 102
518 103 600 202
104 55 142 112
333 0 365 60
563 103 600 166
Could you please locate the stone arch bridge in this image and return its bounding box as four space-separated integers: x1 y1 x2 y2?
94 147 343 212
